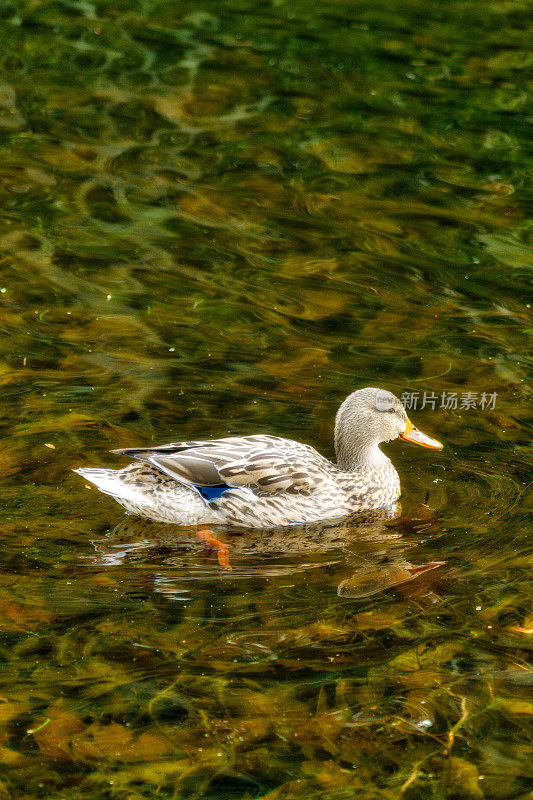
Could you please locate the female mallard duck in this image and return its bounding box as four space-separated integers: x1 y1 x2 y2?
75 387 442 527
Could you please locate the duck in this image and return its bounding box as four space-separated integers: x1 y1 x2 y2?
74 387 443 528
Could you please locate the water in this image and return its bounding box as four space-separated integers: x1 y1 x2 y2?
0 0 531 798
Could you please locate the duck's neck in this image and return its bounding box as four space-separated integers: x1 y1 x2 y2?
334 403 392 472
335 438 390 472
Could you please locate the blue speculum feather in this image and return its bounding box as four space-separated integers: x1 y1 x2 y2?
197 484 231 501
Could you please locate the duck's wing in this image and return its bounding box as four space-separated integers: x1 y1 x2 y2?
111 435 330 495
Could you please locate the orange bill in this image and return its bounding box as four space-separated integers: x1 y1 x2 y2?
399 417 443 449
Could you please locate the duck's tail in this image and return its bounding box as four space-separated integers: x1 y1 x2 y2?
73 465 218 524
74 467 144 504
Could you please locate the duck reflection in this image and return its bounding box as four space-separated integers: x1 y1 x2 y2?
90 506 444 599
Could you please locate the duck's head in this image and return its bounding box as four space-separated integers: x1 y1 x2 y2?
335 387 443 469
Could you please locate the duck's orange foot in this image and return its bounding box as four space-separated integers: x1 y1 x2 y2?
195 529 232 571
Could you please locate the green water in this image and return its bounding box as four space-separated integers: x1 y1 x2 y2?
0 0 532 798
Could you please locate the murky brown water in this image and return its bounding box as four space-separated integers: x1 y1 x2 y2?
0 0 531 798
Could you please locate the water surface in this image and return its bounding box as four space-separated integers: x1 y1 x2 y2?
0 0 531 798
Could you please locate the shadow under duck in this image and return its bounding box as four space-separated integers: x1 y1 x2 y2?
75 387 443 527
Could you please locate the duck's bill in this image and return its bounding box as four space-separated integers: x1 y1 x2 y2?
399 418 443 450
